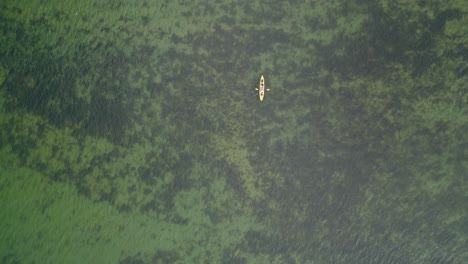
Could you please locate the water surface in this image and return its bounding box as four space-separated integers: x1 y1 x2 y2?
1 1 467 263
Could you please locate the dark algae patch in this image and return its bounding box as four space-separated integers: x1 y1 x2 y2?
1 0 467 263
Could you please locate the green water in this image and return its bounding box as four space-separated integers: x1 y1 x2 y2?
1 0 467 263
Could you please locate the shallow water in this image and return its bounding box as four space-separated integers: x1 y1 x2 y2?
1 1 467 263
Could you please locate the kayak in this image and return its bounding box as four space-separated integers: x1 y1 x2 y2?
255 75 270 101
